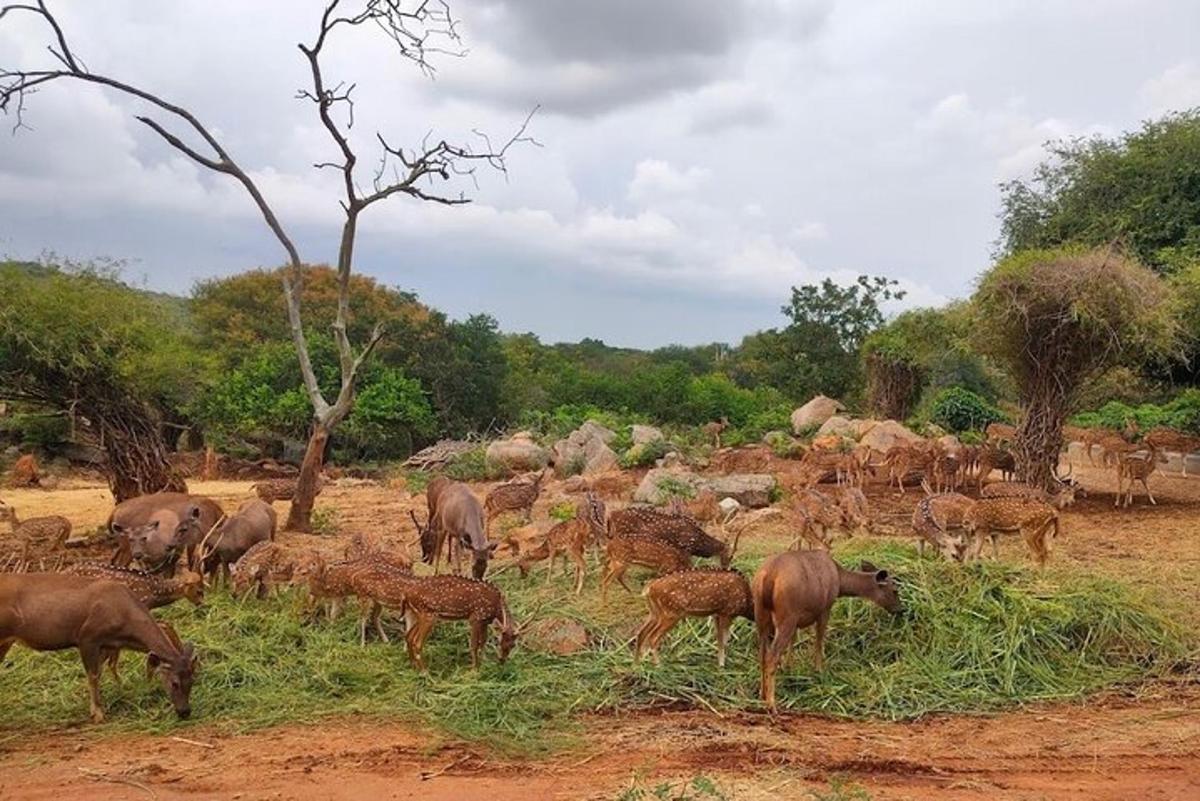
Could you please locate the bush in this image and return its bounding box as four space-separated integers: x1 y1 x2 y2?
443 446 501 482
1070 389 1200 435
309 507 340 537
928 387 1008 433
620 438 670 469
0 412 69 449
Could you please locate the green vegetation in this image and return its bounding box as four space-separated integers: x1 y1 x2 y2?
1 541 1187 752
615 775 730 801
1071 389 1200 435
927 387 1008 434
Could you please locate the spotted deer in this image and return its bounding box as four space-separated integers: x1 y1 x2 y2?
985 422 1017 445
963 497 1058 566
882 443 935 494
829 486 871 536
484 470 547 536
230 542 324 600
635 568 753 667
517 492 607 594
0 573 198 723
981 476 1078 509
606 506 735 566
974 444 1016 487
1143 428 1200 476
65 562 205 609
0 501 71 563
1115 446 1165 507
667 490 722 524
400 575 517 671
601 534 692 602
911 489 974 561
702 417 730 449
789 489 842 549
752 552 900 712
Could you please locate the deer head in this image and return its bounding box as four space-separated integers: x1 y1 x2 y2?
146 622 198 720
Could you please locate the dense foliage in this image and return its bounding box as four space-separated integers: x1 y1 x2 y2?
1071 389 1200 435
927 387 1008 434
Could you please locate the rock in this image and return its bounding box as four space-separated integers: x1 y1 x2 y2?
810 434 846 451
858 420 923 453
577 420 616 445
630 424 664 445
486 437 549 473
633 469 777 508
523 617 590 656
718 497 742 519
937 434 963 453
581 437 619 476
791 395 845 433
561 475 589 494
817 416 855 438
657 451 684 469
762 430 789 446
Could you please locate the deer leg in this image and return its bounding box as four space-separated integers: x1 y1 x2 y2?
405 614 436 672
634 612 657 662
571 547 587 595
600 560 623 604
764 618 798 712
0 639 12 664
648 612 683 666
80 646 105 723
104 649 121 683
813 612 830 671
991 534 999 561
1144 478 1156 505
469 619 487 670
715 615 732 668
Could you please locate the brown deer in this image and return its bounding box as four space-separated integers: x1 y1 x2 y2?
601 534 692 601
484 470 547 536
0 500 70 562
201 499 276 586
974 444 1016 487
109 493 225 572
606 506 735 566
985 422 1017 445
400 575 517 671
1143 427 1200 476
829 485 871 535
253 476 323 504
752 552 900 712
963 497 1058 566
343 530 413 570
1115 446 1164 507
882 443 935 494
789 489 842 549
702 416 730 448
419 479 495 578
911 489 974 561
635 569 753 667
230 542 324 600
517 493 608 594
66 563 205 609
981 475 1078 509
0 573 198 722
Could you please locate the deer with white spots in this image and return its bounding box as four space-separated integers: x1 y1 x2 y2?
601 534 692 602
1115 446 1166 507
399 574 517 671
517 492 607 594
253 476 323 504
635 568 753 667
0 500 70 564
911 488 974 561
484 470 547 536
606 506 735 566
963 496 1058 566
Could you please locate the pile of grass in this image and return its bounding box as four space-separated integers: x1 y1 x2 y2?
0 541 1190 752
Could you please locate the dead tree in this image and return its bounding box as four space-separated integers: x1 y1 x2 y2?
0 1 534 529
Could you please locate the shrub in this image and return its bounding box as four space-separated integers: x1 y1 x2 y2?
309 507 340 536
928 387 1008 433
620 438 670 469
548 502 577 522
444 446 501 482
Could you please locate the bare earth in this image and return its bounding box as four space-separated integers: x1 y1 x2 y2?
1 459 1198 800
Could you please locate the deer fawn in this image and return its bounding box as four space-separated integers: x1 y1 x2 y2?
601 534 692 602
702 417 730 449
752 552 900 712
518 493 607 594
0 500 70 563
963 497 1058 566
1 573 198 722
1115 446 1164 507
635 568 753 667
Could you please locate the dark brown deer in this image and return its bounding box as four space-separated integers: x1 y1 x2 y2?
606 506 735 566
202 499 277 585
109 492 224 572
419 479 495 578
0 500 70 562
635 569 753 667
752 551 900 712
600 534 692 601
399 575 517 671
0 573 198 722
484 470 547 536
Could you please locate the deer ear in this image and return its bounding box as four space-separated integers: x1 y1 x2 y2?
858 560 879 574
874 569 890 584
149 520 160 531
488 542 500 553
111 522 125 534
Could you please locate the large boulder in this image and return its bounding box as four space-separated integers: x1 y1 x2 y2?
550 420 621 477
486 434 549 473
582 436 619 476
630 424 665 445
858 420 923 453
816 416 855 438
791 395 845 433
633 469 777 508
577 420 616 445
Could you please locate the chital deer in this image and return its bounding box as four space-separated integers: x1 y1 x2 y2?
974 444 1016 488
830 485 871 535
607 506 735 566
789 489 843 549
0 500 70 563
343 531 413 570
1096 432 1138 468
601 534 692 602
981 474 1078 509
66 562 205 610
0 573 198 722
667 490 722 524
201 499 276 586
883 443 935 494
985 422 1017 445
702 417 730 448
635 568 753 667
1115 446 1164 507
231 542 324 600
963 497 1058 566
341 559 417 645
752 552 900 712
400 575 517 671
911 488 974 561
1142 428 1200 477
517 492 607 594
484 469 547 536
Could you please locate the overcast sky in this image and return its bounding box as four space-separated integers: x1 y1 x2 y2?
2 1 1199 347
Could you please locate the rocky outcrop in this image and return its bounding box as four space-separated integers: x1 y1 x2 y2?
633 469 777 508
485 433 549 473
630 424 664 445
550 420 619 477
791 395 845 433
857 420 923 453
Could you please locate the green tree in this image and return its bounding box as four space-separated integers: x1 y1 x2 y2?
998 111 1200 274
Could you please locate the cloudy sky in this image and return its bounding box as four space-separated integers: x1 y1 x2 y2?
2 1 1199 347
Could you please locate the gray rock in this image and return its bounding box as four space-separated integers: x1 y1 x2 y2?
791 395 845 433
578 420 616 445
857 420 923 453
630 424 665 445
486 435 549 473
582 436 619 476
633 469 777 508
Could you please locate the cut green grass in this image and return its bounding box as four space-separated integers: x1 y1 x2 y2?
0 539 1191 754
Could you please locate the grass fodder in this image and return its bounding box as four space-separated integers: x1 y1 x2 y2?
0 541 1190 750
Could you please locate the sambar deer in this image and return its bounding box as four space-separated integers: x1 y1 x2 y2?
635 568 753 667
752 552 900 712
0 573 197 722
419 479 495 579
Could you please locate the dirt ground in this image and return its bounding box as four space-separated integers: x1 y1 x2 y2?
1 457 1199 800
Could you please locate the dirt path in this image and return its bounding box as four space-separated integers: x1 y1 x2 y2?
2 684 1198 800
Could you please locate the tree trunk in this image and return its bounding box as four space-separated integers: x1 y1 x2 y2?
285 421 330 532
865 354 923 421
98 413 187 502
1014 378 1068 491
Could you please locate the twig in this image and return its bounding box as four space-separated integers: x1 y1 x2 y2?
77 767 157 799
419 754 471 780
169 735 215 749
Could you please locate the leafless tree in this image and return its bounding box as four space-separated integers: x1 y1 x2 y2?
0 1 535 529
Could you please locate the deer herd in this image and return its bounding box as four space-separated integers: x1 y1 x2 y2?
0 417 1195 721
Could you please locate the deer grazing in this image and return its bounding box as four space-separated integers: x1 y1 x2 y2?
0 573 198 722
635 568 753 667
400 575 517 671
981 474 1078 509
963 497 1058 566
606 506 736 566
202 499 276 585
418 479 495 579
517 492 607 594
66 562 205 609
109 492 225 573
601 534 692 601
1115 446 1165 507
230 542 324 600
0 500 71 563
752 552 900 712
911 487 974 561
789 489 843 549
702 416 730 449
484 470 547 536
